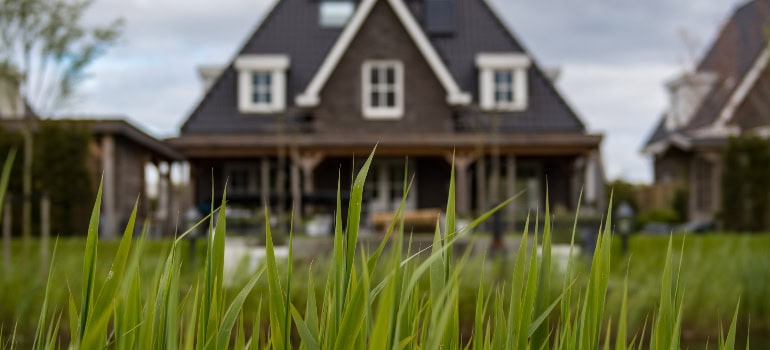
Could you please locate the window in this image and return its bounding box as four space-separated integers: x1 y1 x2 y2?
235 55 290 113
320 1 354 28
225 164 259 194
362 60 404 119
251 72 272 105
493 70 515 105
476 53 530 111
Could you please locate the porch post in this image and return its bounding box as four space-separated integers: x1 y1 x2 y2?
290 160 302 230
101 134 117 238
261 158 270 208
293 152 324 216
475 156 487 215
584 150 598 212
506 155 517 231
454 155 475 217
163 163 173 236
155 161 171 237
445 153 475 217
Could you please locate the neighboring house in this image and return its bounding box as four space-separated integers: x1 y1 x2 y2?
169 0 604 230
0 118 183 237
643 0 770 223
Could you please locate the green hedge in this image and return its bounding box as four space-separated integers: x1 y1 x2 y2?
0 121 93 236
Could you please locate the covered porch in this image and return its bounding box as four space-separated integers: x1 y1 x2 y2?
169 132 604 234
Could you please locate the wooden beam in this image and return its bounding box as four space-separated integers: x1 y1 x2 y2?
102 134 117 238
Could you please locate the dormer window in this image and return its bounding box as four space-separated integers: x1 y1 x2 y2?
320 1 355 28
362 60 404 119
476 53 531 111
235 54 290 114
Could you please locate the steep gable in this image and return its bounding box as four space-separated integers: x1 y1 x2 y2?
430 0 587 132
313 0 455 133
181 0 588 135
644 0 770 148
182 0 345 134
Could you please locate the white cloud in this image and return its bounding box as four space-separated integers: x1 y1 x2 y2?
556 63 681 182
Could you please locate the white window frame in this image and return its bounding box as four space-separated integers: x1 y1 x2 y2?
235 55 290 114
361 60 404 119
476 53 531 112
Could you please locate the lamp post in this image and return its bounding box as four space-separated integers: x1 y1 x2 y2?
616 201 635 255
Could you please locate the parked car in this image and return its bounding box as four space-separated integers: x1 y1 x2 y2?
679 220 717 234
640 222 675 235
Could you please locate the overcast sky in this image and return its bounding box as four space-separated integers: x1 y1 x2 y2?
72 0 746 183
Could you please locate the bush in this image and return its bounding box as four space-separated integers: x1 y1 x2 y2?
637 207 681 226
0 121 93 236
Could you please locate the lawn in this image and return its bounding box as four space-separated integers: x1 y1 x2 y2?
0 232 766 346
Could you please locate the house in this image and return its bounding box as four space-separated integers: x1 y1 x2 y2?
0 116 183 237
169 0 605 231
642 0 770 222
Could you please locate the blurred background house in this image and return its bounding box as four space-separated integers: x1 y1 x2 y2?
643 0 770 226
168 0 606 234
0 80 184 238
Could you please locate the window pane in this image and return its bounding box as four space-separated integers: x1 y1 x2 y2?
320 1 354 28
264 73 271 85
386 92 395 107
494 70 513 84
264 92 272 104
386 67 395 84
371 92 380 107
505 90 513 102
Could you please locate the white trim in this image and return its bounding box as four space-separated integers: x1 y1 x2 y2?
235 54 290 70
475 53 531 69
236 54 290 114
362 60 404 119
476 53 530 111
714 47 770 128
295 0 471 107
642 134 693 155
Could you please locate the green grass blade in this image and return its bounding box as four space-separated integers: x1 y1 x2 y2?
216 266 266 350
291 304 321 350
78 178 104 342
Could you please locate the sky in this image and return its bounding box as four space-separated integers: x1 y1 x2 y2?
71 0 747 183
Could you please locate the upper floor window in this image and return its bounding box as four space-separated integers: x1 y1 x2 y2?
320 1 355 28
234 55 290 114
362 60 404 119
476 53 531 111
251 72 272 105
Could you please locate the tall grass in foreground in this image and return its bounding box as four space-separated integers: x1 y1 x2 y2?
0 149 743 349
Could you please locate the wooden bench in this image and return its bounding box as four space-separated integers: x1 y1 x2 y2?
371 209 443 233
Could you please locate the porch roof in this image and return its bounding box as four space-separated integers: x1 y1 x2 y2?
167 132 602 158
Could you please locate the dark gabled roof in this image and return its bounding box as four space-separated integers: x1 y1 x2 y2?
685 0 770 131
182 0 586 134
1 117 183 161
643 115 669 146
644 0 770 148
